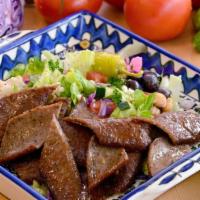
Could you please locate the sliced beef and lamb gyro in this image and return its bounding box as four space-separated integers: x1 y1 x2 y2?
65 117 152 151
60 119 93 167
90 152 141 200
0 102 62 163
87 136 128 190
40 115 81 200
70 100 99 119
154 111 200 145
8 151 42 184
0 86 56 142
147 137 191 176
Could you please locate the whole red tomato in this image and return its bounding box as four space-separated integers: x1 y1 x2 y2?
124 0 192 41
35 0 103 23
105 0 125 9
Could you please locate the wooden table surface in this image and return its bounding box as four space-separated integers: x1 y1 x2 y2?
23 3 200 200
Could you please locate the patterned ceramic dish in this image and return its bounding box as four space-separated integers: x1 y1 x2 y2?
0 11 200 200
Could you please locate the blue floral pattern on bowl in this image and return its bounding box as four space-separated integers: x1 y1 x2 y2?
0 11 200 200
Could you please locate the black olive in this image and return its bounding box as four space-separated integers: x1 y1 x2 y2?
158 87 171 98
141 71 160 92
126 79 142 90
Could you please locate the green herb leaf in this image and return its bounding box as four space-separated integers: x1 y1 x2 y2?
108 77 125 89
108 88 122 105
48 60 63 73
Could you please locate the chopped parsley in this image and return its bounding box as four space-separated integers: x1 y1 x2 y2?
108 77 125 89
108 88 122 105
48 60 63 73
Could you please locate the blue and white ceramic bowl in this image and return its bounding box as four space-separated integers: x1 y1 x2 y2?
0 11 200 200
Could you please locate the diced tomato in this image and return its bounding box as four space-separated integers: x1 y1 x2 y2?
89 99 116 117
89 100 101 114
86 71 108 83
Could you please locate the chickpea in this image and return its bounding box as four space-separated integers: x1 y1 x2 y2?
163 98 173 112
151 106 161 116
154 92 167 108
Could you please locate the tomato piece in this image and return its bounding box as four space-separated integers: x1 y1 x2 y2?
34 0 103 23
86 71 108 83
89 100 101 114
105 0 125 9
124 0 192 41
89 99 116 116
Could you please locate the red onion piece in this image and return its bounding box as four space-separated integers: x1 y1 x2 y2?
22 74 30 84
98 99 116 118
86 93 96 106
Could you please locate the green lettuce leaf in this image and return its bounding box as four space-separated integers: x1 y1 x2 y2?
25 57 45 75
70 82 82 105
7 64 26 78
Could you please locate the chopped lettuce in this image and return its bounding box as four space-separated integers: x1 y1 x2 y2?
32 180 48 197
33 66 63 88
25 57 45 75
111 89 155 118
133 89 155 118
111 104 136 118
7 51 64 80
7 64 26 78
132 89 146 108
70 82 82 105
0 76 26 98
73 70 96 96
161 75 183 111
64 50 132 78
64 50 95 76
60 69 95 104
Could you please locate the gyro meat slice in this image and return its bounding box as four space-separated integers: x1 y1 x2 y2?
70 100 98 119
154 111 200 145
0 102 62 163
40 115 81 200
60 119 92 167
148 137 191 176
87 136 128 190
8 151 42 184
52 98 71 118
0 86 56 142
65 117 152 151
90 152 141 200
